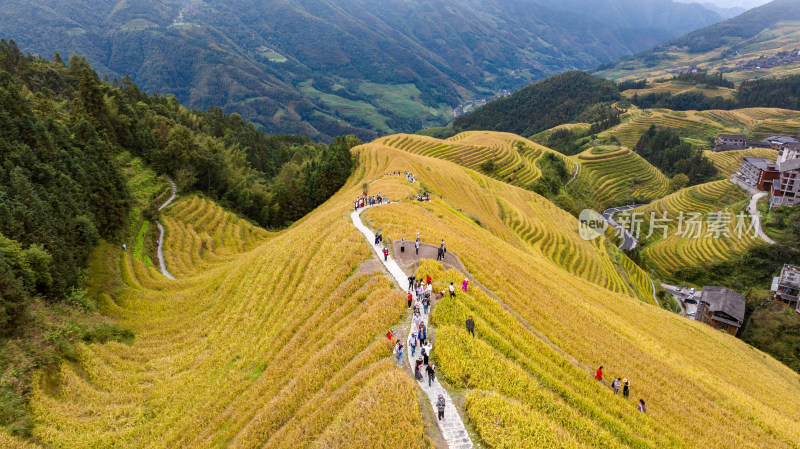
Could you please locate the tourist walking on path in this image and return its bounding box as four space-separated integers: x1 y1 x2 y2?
422 346 429 366
426 363 436 387
437 394 446 420
449 282 456 298
409 333 418 357
408 292 413 308
612 378 621 395
422 295 430 314
401 237 406 253
437 246 444 261
408 275 415 290
462 278 469 292
383 247 389 261
595 366 603 381
426 274 432 285
419 323 427 346
466 316 475 337
623 379 630 398
415 240 419 255
394 343 403 366
638 399 647 413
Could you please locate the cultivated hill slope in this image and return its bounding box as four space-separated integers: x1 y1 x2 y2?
595 0 800 82
13 138 800 448
571 146 671 205
633 180 760 275
600 106 800 148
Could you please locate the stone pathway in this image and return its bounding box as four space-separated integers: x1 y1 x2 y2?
157 178 177 280
350 204 474 449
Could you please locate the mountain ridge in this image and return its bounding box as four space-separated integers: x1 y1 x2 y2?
0 0 727 141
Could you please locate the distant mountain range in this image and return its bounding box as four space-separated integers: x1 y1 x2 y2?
595 0 800 82
0 0 729 141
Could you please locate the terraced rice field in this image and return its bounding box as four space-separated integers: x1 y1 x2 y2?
20 136 800 449
573 147 671 206
602 107 800 149
160 196 269 278
28 187 425 447
422 260 676 448
357 143 800 448
621 81 735 100
704 148 779 177
633 180 757 275
376 132 566 187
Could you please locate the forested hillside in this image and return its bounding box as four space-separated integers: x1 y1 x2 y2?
0 40 356 435
452 72 621 136
0 0 726 140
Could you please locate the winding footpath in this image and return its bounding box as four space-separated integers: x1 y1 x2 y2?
156 178 178 280
565 161 580 187
350 204 474 449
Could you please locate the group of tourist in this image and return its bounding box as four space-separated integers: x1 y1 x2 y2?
384 170 418 183
354 192 387 210
415 192 431 201
596 366 647 412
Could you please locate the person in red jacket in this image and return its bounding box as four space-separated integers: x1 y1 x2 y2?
425 274 432 285
387 329 394 340
382 247 389 261
407 292 413 308
595 366 603 381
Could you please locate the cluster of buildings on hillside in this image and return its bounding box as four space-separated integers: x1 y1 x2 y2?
453 89 511 117
673 273 800 336
666 132 800 334
722 131 800 208
735 51 800 71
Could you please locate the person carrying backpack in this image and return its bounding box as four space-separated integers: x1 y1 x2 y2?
426 363 436 387
422 295 430 314
437 394 446 420
612 378 621 395
409 333 418 357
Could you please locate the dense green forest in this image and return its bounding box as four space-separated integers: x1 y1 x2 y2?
631 91 737 111
628 73 800 111
453 72 622 136
738 75 800 110
634 125 718 185
0 40 355 435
